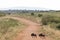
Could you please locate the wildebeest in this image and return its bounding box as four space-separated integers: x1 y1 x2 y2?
39 33 45 38
31 33 37 38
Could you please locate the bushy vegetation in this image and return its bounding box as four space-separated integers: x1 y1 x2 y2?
0 18 26 40
38 14 42 17
56 24 60 30
8 13 11 15
0 11 6 17
51 23 60 30
0 18 19 34
31 13 34 15
41 15 60 30
0 13 6 17
41 15 60 25
41 15 50 25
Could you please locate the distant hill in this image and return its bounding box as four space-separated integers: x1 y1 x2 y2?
0 7 50 10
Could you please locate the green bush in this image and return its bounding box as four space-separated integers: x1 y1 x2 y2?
38 14 42 17
41 17 47 25
56 24 60 30
0 13 6 17
0 11 6 17
0 18 19 34
31 13 34 15
41 15 50 25
41 15 60 25
51 23 60 30
53 18 60 23
8 13 11 15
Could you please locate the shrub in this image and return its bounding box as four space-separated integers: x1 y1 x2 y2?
0 13 6 17
41 16 48 25
0 11 6 17
56 24 60 30
8 13 11 15
31 13 34 15
38 14 42 17
53 18 60 23
41 15 60 25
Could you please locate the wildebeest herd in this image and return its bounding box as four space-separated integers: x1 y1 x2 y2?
31 33 37 38
31 33 45 38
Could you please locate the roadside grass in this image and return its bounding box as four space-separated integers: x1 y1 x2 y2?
38 12 60 40
0 12 6 17
38 25 60 40
0 18 27 40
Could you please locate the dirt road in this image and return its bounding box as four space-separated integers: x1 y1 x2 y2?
2 16 52 40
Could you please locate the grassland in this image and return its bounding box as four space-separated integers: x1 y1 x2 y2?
12 12 60 40
0 11 60 40
0 18 26 40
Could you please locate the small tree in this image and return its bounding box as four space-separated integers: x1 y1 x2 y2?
41 17 47 25
31 13 34 16
41 15 50 25
38 14 42 17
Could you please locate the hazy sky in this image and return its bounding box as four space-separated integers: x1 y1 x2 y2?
0 0 60 10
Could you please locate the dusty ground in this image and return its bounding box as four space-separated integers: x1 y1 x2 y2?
2 16 53 40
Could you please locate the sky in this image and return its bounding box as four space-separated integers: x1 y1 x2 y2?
0 0 60 10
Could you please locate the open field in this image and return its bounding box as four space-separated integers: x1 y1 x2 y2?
0 16 27 40
0 11 60 40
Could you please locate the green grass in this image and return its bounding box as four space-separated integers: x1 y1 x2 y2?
0 18 18 34
41 15 60 25
0 11 6 17
0 14 5 17
0 18 26 40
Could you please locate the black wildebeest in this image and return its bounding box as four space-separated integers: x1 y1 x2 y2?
39 33 45 38
31 33 37 38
